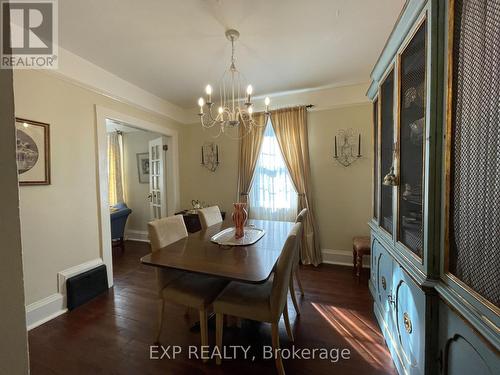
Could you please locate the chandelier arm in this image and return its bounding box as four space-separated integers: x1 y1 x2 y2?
206 104 219 123
250 111 270 128
200 113 217 129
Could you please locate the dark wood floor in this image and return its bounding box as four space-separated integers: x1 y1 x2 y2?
29 241 396 375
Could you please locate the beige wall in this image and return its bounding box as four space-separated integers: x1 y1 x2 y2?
122 131 162 232
180 102 373 253
179 124 239 214
13 70 182 305
308 103 372 252
0 69 30 374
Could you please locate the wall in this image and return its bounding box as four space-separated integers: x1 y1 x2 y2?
179 124 239 214
180 99 373 261
122 131 162 234
0 64 30 375
13 70 183 309
308 103 373 262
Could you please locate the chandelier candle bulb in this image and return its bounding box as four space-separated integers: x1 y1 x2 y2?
205 85 212 104
246 85 252 104
198 97 205 114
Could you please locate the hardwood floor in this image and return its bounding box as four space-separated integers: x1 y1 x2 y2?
29 241 396 375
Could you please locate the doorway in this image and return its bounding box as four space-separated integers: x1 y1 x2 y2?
95 106 180 288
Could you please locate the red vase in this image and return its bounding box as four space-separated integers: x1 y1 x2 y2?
232 203 248 239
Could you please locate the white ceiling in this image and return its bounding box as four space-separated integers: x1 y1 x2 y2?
59 0 404 109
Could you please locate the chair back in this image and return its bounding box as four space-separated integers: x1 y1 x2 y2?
148 215 188 292
293 208 307 267
148 214 188 252
295 208 308 223
270 222 301 320
198 206 223 229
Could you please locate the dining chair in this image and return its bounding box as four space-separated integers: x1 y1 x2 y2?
148 215 228 355
288 208 307 315
198 205 223 229
213 222 301 375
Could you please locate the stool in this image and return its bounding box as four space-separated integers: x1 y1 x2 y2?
352 236 370 282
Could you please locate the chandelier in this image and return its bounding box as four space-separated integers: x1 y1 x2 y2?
197 29 270 139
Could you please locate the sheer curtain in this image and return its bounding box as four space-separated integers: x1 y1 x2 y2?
107 131 125 206
249 120 297 222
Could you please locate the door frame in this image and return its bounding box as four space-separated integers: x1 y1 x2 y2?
95 105 180 287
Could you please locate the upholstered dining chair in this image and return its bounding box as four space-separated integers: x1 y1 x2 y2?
148 215 228 355
198 205 223 229
213 222 301 375
288 208 307 315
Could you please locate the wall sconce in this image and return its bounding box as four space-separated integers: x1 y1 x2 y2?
333 129 361 167
201 142 219 172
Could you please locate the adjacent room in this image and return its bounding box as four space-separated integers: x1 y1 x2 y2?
1 1 498 375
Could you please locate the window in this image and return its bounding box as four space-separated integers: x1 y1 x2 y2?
249 120 297 221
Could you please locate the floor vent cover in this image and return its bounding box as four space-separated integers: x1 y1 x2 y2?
66 264 108 310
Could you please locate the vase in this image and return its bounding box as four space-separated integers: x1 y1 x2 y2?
232 202 248 239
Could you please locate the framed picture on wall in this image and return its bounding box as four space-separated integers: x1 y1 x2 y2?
15 118 51 185
136 152 149 184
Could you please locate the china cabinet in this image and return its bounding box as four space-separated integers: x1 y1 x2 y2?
367 1 499 374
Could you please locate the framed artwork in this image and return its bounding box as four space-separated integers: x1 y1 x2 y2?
136 152 150 184
15 118 50 185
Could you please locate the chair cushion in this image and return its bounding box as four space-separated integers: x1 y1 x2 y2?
353 236 371 253
162 274 228 310
213 280 273 323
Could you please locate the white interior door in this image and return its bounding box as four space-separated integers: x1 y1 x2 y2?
149 137 167 220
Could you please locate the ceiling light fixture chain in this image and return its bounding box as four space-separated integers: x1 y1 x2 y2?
197 29 270 139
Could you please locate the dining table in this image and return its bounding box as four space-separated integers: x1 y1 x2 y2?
140 218 294 284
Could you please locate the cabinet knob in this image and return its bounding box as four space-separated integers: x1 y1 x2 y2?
403 312 412 334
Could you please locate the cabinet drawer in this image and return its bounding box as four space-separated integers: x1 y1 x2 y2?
392 265 426 374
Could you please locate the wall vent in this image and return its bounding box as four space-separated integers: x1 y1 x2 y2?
66 264 108 310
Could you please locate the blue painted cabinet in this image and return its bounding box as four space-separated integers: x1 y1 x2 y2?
367 1 499 374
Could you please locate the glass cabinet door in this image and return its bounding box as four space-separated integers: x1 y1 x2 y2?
380 69 395 235
398 20 427 257
447 0 499 309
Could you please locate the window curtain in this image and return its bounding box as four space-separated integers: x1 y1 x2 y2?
237 112 266 204
271 106 322 266
248 122 298 222
107 131 124 206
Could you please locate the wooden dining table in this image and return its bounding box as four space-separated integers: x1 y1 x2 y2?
140 218 294 284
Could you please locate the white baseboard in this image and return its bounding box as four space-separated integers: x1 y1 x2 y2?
321 249 370 268
125 229 149 242
26 293 66 330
